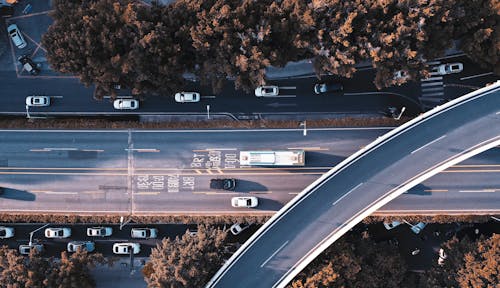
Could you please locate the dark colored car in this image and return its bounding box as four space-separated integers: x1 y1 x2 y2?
18 55 40 75
314 82 343 94
210 178 236 191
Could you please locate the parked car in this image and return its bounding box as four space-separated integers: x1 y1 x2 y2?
314 83 343 94
437 248 447 265
210 178 236 191
383 221 401 230
45 227 71 238
187 227 198 236
113 99 139 110
18 55 40 75
131 228 158 239
67 241 95 252
231 196 258 208
432 63 463 75
26 95 50 107
255 86 279 97
7 24 27 49
113 243 140 255
0 226 14 239
230 223 251 235
174 92 200 103
19 244 43 255
410 222 427 234
393 70 410 81
87 227 112 237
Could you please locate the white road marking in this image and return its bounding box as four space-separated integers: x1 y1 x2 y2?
39 148 78 151
421 81 443 87
287 147 329 151
260 241 289 268
124 148 160 152
459 189 497 193
50 95 64 98
460 72 493 81
421 76 443 82
279 86 296 89
332 183 363 206
202 96 216 98
411 135 447 154
263 95 296 98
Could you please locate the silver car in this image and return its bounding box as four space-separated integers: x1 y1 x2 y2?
87 226 113 237
131 228 158 239
113 99 139 110
19 244 43 255
67 241 95 252
45 227 71 238
113 243 140 255
254 86 279 97
7 24 27 49
0 226 14 239
174 92 200 103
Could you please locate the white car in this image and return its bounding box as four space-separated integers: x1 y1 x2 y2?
175 92 200 103
255 86 279 97
26 95 50 107
113 243 140 255
432 63 463 75
229 223 250 235
0 226 14 239
131 228 158 239
87 227 113 237
231 196 258 208
113 99 139 110
7 24 27 49
45 227 71 238
67 241 95 252
19 244 43 255
383 221 401 230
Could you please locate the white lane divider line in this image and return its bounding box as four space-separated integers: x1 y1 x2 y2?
411 135 446 154
260 240 289 268
332 182 363 206
459 189 497 193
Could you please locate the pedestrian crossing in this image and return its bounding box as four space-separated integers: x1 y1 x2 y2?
420 61 445 110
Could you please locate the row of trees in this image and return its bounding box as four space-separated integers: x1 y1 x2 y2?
0 247 106 287
42 0 500 99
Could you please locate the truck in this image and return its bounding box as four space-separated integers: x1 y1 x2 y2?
239 150 305 166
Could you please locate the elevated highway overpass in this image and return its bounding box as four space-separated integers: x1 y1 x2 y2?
207 82 500 288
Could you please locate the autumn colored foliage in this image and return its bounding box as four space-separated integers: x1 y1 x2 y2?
42 0 500 97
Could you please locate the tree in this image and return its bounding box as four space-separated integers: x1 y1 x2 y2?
144 225 228 288
47 250 106 288
457 234 499 287
290 231 406 288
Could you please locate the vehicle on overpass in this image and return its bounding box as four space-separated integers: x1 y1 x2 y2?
240 150 305 166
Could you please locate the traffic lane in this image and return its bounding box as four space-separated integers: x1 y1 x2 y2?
3 223 193 257
130 128 387 169
212 92 499 286
132 173 322 213
0 130 129 168
0 174 130 213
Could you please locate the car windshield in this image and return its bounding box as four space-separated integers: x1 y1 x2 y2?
56 230 62 236
263 88 273 93
246 199 251 205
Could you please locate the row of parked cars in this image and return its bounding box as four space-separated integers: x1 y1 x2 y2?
0 226 158 255
254 83 343 97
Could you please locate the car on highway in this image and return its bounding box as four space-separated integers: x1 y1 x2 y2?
7 24 27 49
174 92 200 103
255 86 279 97
131 228 158 239
26 95 50 107
87 226 113 237
19 244 43 255
45 227 71 238
113 243 140 255
0 226 14 239
432 63 463 75
230 223 251 236
314 83 343 94
231 196 258 208
210 178 236 191
18 55 40 75
383 221 401 230
67 241 95 252
113 99 139 110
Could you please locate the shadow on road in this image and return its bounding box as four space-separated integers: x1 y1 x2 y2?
235 180 268 193
404 184 432 196
0 188 36 201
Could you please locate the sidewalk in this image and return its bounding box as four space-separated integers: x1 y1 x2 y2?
92 257 148 288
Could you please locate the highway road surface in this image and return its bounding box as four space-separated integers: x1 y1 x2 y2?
206 84 500 287
0 128 498 215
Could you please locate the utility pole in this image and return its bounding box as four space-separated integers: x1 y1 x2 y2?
206 105 210 120
299 121 307 136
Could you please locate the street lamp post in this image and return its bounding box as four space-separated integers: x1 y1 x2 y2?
395 107 406 120
207 105 210 120
299 121 307 136
25 105 31 119
120 216 132 230
29 223 50 246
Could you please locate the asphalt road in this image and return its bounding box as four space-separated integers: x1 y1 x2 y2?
207 85 500 287
0 128 498 215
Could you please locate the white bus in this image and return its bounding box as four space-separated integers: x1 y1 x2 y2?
239 150 305 166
